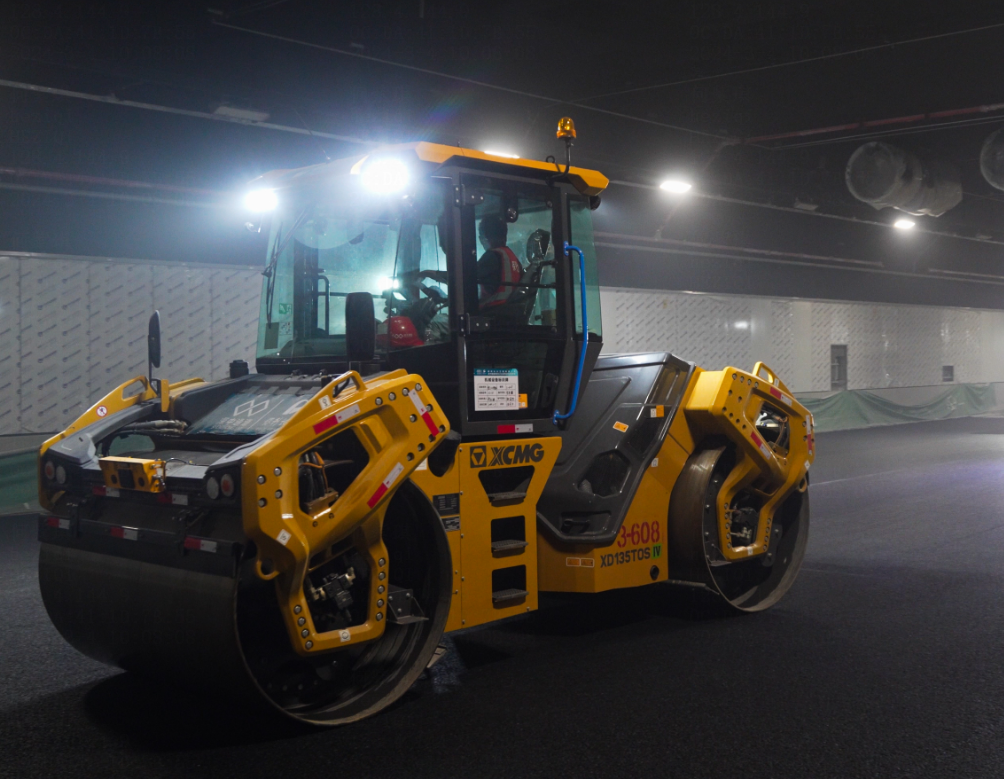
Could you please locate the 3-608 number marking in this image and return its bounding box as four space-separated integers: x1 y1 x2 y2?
616 520 661 548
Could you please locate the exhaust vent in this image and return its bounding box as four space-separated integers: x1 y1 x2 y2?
845 142 961 217
980 129 1004 191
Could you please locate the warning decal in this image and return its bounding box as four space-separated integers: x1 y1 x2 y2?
474 368 519 411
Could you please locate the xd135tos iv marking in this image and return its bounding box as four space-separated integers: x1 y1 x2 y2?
37 118 815 725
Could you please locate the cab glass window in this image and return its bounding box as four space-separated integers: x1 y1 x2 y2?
467 183 557 329
569 198 602 337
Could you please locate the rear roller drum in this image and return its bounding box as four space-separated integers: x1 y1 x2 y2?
667 447 809 611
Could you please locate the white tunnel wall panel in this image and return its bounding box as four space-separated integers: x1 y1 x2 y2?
4 259 1004 434
210 269 262 378
87 262 154 416
0 259 20 434
0 256 261 435
600 287 1004 393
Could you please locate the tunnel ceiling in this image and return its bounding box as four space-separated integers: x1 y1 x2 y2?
3 0 1004 304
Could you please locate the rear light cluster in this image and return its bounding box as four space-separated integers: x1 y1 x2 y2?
42 459 68 486
205 471 238 501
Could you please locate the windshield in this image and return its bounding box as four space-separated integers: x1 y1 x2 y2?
257 178 450 360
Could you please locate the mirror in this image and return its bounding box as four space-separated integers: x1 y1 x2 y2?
345 292 375 362
148 311 162 369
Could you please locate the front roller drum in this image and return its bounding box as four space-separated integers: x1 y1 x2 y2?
667 447 809 611
38 481 452 726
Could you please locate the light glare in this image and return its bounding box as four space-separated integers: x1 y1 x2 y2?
244 188 278 212
377 277 399 292
893 218 916 230
483 150 520 159
660 179 692 194
361 158 410 193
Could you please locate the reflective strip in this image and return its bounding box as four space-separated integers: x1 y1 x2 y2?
111 526 139 541
769 387 794 406
497 423 532 434
750 430 772 458
312 403 361 435
368 462 404 508
183 536 219 554
45 516 71 530
409 390 439 435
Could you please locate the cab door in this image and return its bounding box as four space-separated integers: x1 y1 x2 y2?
453 172 575 437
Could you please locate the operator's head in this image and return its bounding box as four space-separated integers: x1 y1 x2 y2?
478 215 508 251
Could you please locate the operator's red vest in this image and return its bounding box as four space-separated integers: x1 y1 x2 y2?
480 246 522 308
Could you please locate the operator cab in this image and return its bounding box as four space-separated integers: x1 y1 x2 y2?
250 138 606 436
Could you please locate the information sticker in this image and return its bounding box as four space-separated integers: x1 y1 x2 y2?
473 368 519 411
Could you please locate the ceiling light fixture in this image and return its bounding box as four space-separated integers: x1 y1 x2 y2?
660 179 692 194
893 218 916 230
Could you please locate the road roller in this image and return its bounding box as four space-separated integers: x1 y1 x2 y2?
36 119 815 725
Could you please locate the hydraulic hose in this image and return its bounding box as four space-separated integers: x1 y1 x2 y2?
553 242 587 424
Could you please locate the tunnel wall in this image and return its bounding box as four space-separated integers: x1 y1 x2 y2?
600 287 1004 393
0 253 260 436
4 252 1004 435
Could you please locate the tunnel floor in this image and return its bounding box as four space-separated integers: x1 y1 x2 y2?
4 417 1004 778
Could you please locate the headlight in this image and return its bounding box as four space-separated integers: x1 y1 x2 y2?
55 465 67 485
220 473 236 498
361 158 409 194
206 477 220 500
244 188 278 212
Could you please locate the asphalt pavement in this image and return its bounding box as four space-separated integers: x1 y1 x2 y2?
4 417 1004 778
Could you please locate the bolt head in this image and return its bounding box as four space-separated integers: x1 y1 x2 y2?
257 475 265 484
376 612 384 621
274 467 282 476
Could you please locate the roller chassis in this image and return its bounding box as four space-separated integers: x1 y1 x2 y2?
38 357 813 722
36 138 815 725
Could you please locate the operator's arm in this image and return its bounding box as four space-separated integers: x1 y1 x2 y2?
418 269 449 284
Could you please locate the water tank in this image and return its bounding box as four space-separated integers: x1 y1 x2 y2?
980 129 1004 191
845 142 961 217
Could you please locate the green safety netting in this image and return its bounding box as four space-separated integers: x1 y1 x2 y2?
799 383 998 433
0 451 39 514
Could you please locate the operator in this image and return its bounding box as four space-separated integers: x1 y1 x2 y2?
476 215 522 309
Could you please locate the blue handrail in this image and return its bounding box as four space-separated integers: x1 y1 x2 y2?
553 242 588 424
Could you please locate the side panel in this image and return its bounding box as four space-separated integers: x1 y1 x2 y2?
451 437 561 630
537 430 691 593
409 460 464 633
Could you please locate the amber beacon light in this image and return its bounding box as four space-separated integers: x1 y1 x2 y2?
557 116 577 140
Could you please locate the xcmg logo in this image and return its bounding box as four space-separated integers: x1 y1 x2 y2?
470 443 545 468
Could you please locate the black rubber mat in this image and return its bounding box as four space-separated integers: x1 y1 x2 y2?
4 416 1004 778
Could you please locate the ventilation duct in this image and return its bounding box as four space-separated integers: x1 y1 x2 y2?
845 142 962 217
980 129 1004 191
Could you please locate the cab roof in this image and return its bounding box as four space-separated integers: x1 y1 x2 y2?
253 141 609 197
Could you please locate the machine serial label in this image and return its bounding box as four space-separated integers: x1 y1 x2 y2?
473 368 519 411
433 493 460 517
600 545 662 567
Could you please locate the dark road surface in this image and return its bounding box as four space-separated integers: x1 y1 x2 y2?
4 417 1004 778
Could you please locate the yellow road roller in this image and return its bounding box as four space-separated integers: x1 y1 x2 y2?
37 120 815 725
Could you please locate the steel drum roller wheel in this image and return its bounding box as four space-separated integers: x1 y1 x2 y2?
39 480 453 726
667 447 809 612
